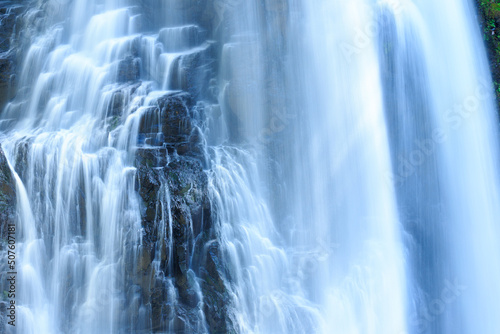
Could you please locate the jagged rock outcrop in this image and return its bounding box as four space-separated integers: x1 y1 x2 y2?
132 82 233 332
135 153 234 333
138 91 206 156
199 241 234 333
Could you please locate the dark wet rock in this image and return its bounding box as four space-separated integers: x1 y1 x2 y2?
201 241 235 334
157 91 194 144
139 92 192 141
0 2 30 111
0 145 15 240
136 147 168 168
138 106 161 135
135 152 233 333
105 83 143 121
13 138 30 182
107 91 125 116
117 56 141 83
0 55 15 109
0 2 52 115
138 91 205 157
135 155 211 265
0 2 29 53
0 144 16 334
165 157 212 236
170 42 217 101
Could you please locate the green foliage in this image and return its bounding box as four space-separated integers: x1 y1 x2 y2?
480 0 500 16
494 81 500 103
480 1 500 40
477 0 500 111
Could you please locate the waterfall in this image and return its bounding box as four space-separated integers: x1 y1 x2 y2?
0 0 499 333
0 1 147 332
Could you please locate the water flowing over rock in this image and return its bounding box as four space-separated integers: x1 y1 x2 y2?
0 1 30 110
0 145 15 238
0 0 500 333
135 155 234 333
0 144 16 332
0 0 231 332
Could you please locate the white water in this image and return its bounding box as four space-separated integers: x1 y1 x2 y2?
209 0 500 333
0 0 207 332
1 0 500 333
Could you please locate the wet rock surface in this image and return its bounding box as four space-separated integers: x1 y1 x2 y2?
129 3 235 331
118 56 141 83
170 42 217 101
135 154 234 333
0 145 16 333
0 1 30 110
0 145 15 240
138 91 201 155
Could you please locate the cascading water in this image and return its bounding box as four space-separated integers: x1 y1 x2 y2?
208 0 500 333
286 1 409 332
0 0 499 333
0 0 215 332
0 2 149 332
